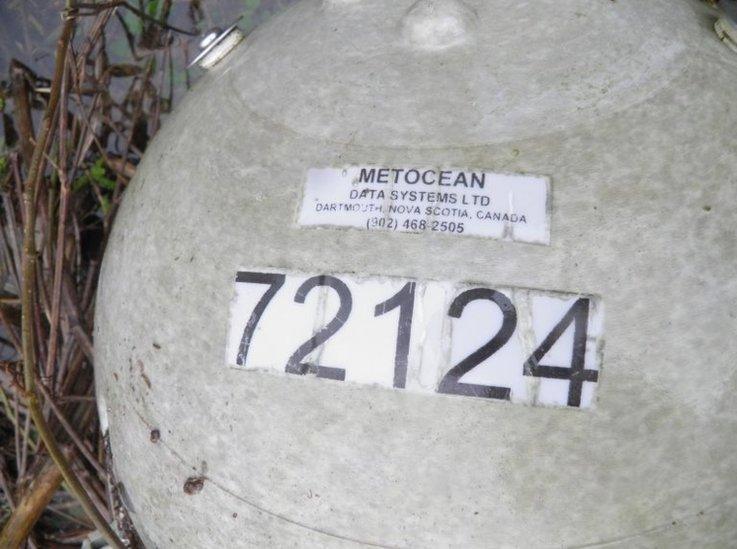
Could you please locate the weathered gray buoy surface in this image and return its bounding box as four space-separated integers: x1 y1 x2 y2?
95 0 737 546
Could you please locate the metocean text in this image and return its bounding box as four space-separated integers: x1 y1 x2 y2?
357 167 487 189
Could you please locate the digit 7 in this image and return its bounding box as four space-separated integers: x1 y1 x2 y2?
235 272 285 367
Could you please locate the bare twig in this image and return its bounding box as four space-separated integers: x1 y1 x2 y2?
36 380 107 479
0 457 65 548
71 1 197 36
45 54 72 382
9 62 36 172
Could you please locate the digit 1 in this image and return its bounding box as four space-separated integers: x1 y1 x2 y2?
375 282 416 389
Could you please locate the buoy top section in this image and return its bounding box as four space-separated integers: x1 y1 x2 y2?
222 0 716 148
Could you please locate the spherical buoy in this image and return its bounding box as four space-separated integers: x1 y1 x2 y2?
95 0 737 546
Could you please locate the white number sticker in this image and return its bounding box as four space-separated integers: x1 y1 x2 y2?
225 270 604 409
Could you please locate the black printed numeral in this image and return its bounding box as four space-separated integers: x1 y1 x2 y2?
523 298 598 407
236 272 285 367
285 275 352 381
234 271 599 408
437 289 516 400
375 282 416 389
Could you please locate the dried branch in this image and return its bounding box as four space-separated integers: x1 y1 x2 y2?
44 54 71 382
71 1 197 36
9 62 36 171
0 457 64 548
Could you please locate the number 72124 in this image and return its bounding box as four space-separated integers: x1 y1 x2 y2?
225 270 604 409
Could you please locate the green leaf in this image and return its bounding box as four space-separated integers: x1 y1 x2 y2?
100 195 111 215
90 158 106 179
97 176 117 191
146 0 161 18
89 158 117 190
72 174 90 193
72 159 116 192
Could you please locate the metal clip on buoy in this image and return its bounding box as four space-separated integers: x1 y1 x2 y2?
190 23 244 69
715 0 737 53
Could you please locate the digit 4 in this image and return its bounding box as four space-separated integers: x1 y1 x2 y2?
523 298 598 408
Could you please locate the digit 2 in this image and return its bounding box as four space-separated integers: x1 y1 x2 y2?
286 275 352 381
438 288 516 400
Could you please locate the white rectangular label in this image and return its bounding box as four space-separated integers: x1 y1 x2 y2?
298 166 551 244
226 269 604 409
